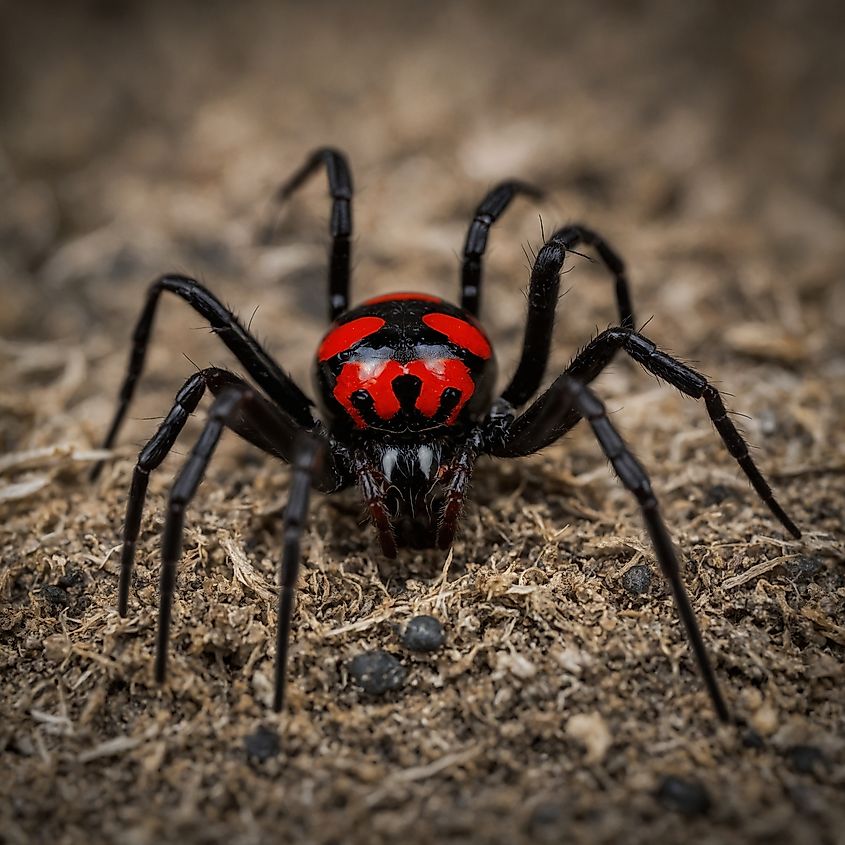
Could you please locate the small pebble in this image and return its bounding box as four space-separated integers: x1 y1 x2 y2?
529 801 563 828
786 745 827 776
785 556 824 582
741 728 765 749
528 800 564 839
758 409 778 437
750 702 779 736
348 650 406 695
566 712 611 764
58 569 84 589
704 483 732 506
42 585 70 607
401 615 445 652
621 564 652 595
244 725 280 761
656 776 711 816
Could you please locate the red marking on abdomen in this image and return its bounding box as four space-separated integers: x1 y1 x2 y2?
361 292 442 305
318 316 385 361
411 359 474 424
422 313 492 359
334 358 475 427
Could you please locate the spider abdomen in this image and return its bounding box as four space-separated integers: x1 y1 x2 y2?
313 293 497 434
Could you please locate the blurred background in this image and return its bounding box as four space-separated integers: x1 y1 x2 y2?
2 0 843 453
2 0 842 361
1 2 843 843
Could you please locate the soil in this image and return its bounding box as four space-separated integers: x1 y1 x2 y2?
1 2 843 844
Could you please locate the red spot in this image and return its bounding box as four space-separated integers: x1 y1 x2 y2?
361 292 442 305
422 313 491 359
409 359 474 424
333 359 475 428
318 316 385 361
334 360 402 426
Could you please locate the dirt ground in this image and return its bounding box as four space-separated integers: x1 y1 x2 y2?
1 2 844 843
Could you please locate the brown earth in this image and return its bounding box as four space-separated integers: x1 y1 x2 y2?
1 2 843 844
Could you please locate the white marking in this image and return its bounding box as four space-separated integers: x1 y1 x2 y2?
382 448 398 481
417 445 434 479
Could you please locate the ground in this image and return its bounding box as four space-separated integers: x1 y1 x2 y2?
1 2 844 844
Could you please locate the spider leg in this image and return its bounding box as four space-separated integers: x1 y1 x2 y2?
502 225 635 408
499 375 731 722
274 433 322 711
276 147 354 320
497 327 800 538
118 369 205 617
154 385 329 688
117 367 340 617
91 274 316 480
460 181 542 316
155 387 246 684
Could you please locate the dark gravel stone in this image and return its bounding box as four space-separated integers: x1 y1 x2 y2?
528 800 565 840
741 728 765 749
656 776 711 816
785 556 824 582
348 650 406 695
786 745 828 776
58 569 85 589
42 585 70 607
244 725 280 761
401 615 445 652
704 483 733 506
621 564 653 595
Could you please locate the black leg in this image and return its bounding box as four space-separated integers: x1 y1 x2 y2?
501 225 635 408
276 147 354 320
117 367 339 618
504 375 731 722
91 274 316 480
274 433 322 712
118 370 206 617
460 181 542 316
494 326 800 539
155 387 250 684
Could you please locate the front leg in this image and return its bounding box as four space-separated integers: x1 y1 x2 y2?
506 375 731 722
92 274 316 479
496 327 800 539
117 367 341 617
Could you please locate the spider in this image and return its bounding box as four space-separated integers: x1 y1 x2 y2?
93 147 800 720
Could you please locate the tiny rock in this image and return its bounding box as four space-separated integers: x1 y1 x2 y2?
566 712 611 764
401 615 445 652
348 650 407 695
750 703 779 737
657 776 711 816
499 651 537 680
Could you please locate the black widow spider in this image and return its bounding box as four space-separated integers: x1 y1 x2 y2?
93 147 800 720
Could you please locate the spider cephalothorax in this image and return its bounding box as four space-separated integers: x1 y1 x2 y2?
93 147 800 719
